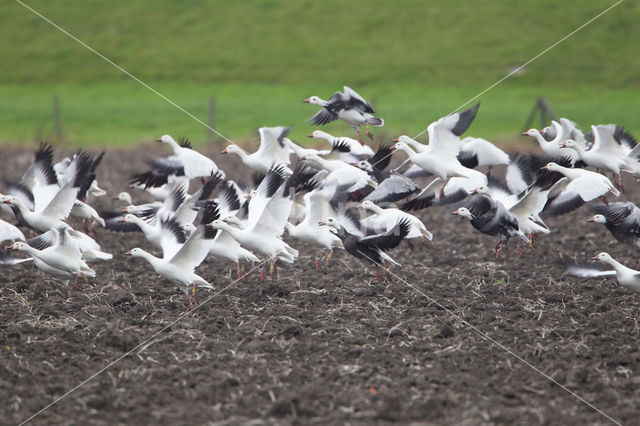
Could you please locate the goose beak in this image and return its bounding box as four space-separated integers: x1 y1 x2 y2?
307 133 314 138
124 250 132 256
119 217 127 222
318 219 327 226
592 255 600 261
155 137 162 142
390 145 397 152
521 131 529 136
301 154 307 161
540 165 549 170
451 209 460 216
303 98 310 103
7 243 16 251
470 188 480 194
220 148 228 154
587 216 596 222
559 142 567 148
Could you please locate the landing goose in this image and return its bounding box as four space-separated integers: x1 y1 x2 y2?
1 153 92 232
209 166 299 280
304 86 384 141
285 191 343 270
451 194 528 258
155 135 223 181
27 227 112 263
565 252 640 295
587 201 640 250
522 123 582 166
307 130 374 162
319 217 409 281
358 200 432 248
126 202 219 304
541 162 620 216
221 127 293 175
459 136 510 172
356 145 420 205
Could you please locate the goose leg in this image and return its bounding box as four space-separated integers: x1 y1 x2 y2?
374 266 384 283
365 124 374 142
407 240 415 250
270 257 278 281
614 173 625 192
599 196 609 205
439 178 451 200
326 249 333 267
494 241 502 259
516 242 523 257
316 249 325 271
485 165 493 177
260 261 268 281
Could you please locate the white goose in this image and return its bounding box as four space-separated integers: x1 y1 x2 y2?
522 122 582 166
565 252 640 295
1 153 91 232
126 206 217 304
285 191 343 269
542 162 620 216
357 200 432 249
209 167 298 280
307 130 374 162
156 135 223 180
221 126 293 175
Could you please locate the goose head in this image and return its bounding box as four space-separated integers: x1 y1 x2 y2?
125 248 145 257
181 223 197 236
221 144 244 155
559 139 578 149
114 192 133 204
119 214 139 223
587 214 607 224
592 252 613 263
391 141 410 153
155 135 175 144
521 129 541 137
353 160 374 173
540 162 560 171
303 96 323 106
7 241 28 252
451 207 475 220
470 186 489 195
357 200 377 211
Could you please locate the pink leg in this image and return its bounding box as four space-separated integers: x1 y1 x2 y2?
494 241 502 259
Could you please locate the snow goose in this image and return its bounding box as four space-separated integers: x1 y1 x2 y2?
459 136 510 173
209 166 299 280
307 130 374 162
27 227 112 263
304 86 384 142
7 245 75 292
541 162 620 216
451 193 528 258
357 200 432 249
355 145 420 205
125 202 219 304
0 218 25 243
560 125 639 190
1 153 92 232
221 126 293 175
319 217 409 281
587 201 640 252
521 122 582 167
188 193 260 280
285 191 343 270
119 214 186 259
155 135 223 181
391 141 487 197
8 229 95 281
302 152 377 200
565 253 640 295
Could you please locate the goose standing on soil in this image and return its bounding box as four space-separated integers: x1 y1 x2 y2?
319 217 409 282
304 86 384 142
541 162 620 216
221 126 293 175
156 135 223 181
125 202 219 305
565 252 640 295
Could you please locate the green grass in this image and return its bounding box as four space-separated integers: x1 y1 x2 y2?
1 1 639 146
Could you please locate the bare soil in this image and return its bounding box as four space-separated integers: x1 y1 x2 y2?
0 145 638 425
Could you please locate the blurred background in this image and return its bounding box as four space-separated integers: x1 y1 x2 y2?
0 0 638 147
